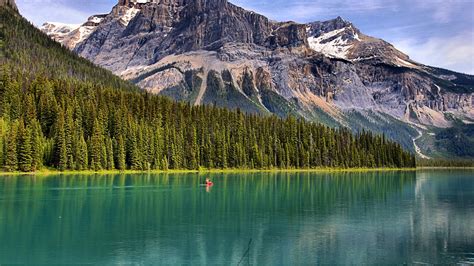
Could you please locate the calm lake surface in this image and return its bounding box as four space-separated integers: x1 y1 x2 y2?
0 170 473 264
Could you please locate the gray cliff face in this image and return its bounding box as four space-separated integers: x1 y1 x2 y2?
41 0 474 158
74 0 308 73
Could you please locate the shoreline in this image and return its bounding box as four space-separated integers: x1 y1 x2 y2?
0 167 472 177
415 166 474 170
0 167 417 176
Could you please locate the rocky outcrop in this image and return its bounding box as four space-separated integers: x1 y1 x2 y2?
0 0 17 11
40 0 474 158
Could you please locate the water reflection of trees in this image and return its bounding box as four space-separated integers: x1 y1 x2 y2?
0 172 416 224
1 171 471 264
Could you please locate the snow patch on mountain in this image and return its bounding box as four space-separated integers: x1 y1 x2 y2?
307 27 354 59
89 16 104 24
73 26 98 47
120 7 140 26
40 15 105 49
353 33 361 41
395 57 419 68
40 22 80 40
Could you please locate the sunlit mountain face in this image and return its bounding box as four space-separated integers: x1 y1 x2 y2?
39 0 474 159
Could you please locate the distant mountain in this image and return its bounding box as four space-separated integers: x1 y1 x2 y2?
0 1 415 173
40 15 107 50
307 17 414 65
40 0 474 159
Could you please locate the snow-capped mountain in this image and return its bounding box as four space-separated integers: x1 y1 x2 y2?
39 0 474 159
40 22 79 44
307 17 360 59
306 17 416 67
41 14 106 49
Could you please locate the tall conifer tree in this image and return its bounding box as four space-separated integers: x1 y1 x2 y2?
17 120 33 172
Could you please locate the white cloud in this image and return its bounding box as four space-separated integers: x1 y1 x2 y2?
394 32 474 74
412 0 474 24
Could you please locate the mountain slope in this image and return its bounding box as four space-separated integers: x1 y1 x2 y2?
0 2 415 172
40 0 473 159
0 6 137 91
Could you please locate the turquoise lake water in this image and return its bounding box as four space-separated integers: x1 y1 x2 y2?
0 170 473 264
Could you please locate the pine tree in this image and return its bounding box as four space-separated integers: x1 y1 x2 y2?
152 131 162 170
17 120 33 172
115 135 126 170
38 82 59 137
30 120 43 171
24 94 37 124
65 108 75 169
129 127 142 170
0 118 7 167
101 145 107 170
90 119 102 171
76 135 88 170
4 121 18 171
0 133 3 168
161 156 169 171
55 112 68 171
106 137 114 170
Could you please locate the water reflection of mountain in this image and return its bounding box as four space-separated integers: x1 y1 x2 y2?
411 171 474 264
0 171 472 264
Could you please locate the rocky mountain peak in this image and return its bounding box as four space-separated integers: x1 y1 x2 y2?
118 0 153 6
117 0 222 9
306 17 361 59
73 0 310 71
307 16 358 40
38 0 474 158
305 16 415 67
320 16 352 29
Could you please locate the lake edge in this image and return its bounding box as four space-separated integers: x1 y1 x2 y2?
0 167 422 176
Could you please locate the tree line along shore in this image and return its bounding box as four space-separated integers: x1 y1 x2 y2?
0 6 415 173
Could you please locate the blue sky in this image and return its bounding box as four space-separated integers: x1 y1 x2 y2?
16 0 474 74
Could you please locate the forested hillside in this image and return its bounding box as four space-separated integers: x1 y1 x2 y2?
0 6 415 172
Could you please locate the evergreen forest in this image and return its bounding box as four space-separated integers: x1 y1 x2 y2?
0 6 416 172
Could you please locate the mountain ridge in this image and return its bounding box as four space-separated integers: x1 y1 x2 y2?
39 0 474 159
0 4 416 172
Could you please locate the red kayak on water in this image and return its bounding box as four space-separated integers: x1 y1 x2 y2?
204 178 213 186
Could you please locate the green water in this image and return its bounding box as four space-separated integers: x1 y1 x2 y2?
0 170 473 264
